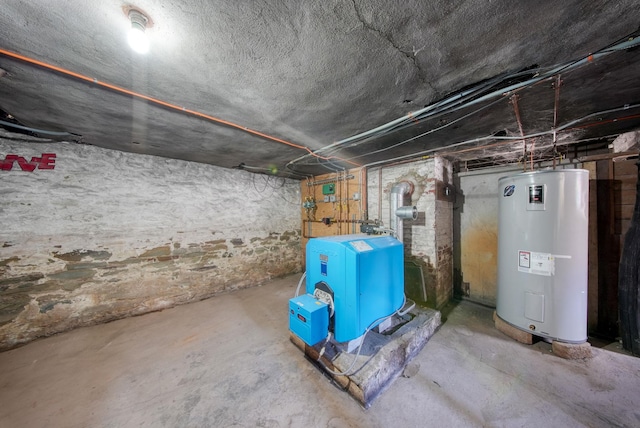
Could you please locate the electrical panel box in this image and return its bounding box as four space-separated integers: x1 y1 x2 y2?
306 234 404 343
289 294 329 346
322 183 336 195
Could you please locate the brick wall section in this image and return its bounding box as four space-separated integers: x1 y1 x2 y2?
434 157 454 307
0 139 301 350
367 157 453 308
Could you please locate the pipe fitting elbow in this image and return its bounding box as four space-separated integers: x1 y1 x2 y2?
391 181 414 196
390 180 416 242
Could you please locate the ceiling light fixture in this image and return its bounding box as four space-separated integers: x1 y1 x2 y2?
127 8 150 54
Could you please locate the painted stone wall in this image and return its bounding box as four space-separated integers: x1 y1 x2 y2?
455 166 519 306
367 157 454 308
0 138 301 350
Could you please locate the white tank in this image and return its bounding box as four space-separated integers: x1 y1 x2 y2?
496 169 589 343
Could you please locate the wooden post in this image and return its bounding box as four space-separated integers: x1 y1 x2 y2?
618 160 640 355
596 160 619 338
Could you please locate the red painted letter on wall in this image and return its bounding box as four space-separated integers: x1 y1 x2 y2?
0 154 56 171
39 153 56 169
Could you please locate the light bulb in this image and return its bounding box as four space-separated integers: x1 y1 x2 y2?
127 10 150 54
128 25 149 54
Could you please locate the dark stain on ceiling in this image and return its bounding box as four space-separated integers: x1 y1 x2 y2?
1 1 639 177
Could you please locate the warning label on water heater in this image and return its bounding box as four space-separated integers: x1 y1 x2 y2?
518 250 555 276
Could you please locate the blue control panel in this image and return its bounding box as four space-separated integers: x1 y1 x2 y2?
289 294 329 346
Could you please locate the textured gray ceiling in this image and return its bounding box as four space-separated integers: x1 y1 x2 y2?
1 1 639 177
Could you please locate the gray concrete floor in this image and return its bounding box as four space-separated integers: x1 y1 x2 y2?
1 274 639 428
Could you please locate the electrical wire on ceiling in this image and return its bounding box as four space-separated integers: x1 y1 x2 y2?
250 173 300 206
0 119 80 138
0 47 359 168
315 68 541 159
236 162 312 179
357 103 640 170
288 70 534 167
347 32 639 153
285 100 640 174
446 133 619 159
286 30 640 171
291 103 640 170
324 158 351 172
334 95 507 163
286 102 640 171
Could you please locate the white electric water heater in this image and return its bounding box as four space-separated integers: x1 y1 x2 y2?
496 169 589 343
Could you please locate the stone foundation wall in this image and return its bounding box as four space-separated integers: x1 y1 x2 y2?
0 139 301 350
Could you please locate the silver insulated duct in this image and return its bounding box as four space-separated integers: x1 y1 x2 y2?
390 181 417 243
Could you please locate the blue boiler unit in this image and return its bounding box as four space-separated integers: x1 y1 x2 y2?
289 234 405 346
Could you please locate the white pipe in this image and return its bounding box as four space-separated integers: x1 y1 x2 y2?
390 181 414 243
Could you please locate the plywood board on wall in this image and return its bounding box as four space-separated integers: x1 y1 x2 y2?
300 168 367 267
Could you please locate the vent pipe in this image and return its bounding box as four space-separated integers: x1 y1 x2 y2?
390 181 417 243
